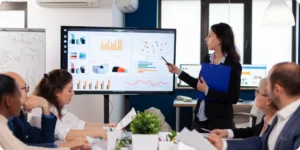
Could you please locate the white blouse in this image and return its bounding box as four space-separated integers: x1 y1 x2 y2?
28 105 86 141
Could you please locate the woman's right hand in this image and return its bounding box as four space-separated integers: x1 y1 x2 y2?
211 129 228 138
167 63 180 75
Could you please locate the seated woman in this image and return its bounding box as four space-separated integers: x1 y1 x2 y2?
28 69 114 141
211 78 277 138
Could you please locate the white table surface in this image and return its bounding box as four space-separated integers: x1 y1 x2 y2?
86 132 242 150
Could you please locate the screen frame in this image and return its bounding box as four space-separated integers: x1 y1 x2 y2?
60 26 176 95
240 64 267 89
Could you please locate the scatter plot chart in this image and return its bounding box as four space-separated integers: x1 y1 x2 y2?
141 40 169 54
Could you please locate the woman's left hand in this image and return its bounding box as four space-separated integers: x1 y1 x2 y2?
197 77 208 93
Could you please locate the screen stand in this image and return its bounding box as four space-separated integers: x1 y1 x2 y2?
104 95 131 123
125 95 130 114
104 95 109 123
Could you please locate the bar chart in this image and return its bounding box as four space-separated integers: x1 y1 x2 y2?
76 80 111 90
100 40 123 51
98 80 110 90
137 61 158 73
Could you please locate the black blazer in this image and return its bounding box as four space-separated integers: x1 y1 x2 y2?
178 54 242 119
233 117 266 138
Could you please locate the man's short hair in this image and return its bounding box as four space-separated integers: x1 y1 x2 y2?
0 74 17 103
270 62 300 96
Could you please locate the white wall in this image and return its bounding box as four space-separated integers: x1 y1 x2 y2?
110 0 125 123
28 0 125 123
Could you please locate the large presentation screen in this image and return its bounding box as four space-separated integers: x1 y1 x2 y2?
61 26 176 94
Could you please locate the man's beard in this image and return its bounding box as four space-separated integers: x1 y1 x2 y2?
269 93 280 109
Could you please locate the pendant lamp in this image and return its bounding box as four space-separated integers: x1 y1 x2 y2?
262 0 295 26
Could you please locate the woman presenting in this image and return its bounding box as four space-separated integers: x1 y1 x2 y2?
168 23 242 132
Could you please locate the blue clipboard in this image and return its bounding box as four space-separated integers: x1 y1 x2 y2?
197 63 231 100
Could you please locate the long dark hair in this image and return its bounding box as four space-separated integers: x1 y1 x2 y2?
211 23 240 62
34 69 72 118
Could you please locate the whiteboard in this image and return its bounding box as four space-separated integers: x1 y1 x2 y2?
0 28 46 94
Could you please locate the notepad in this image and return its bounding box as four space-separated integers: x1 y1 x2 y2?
197 63 231 100
177 128 217 150
116 108 137 130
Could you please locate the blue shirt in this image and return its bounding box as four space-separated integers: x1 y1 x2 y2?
8 117 15 131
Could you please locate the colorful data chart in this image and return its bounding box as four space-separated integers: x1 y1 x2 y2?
76 80 111 90
100 40 123 51
137 61 157 73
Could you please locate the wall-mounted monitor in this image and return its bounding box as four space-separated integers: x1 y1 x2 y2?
241 64 267 88
178 64 201 87
61 26 176 94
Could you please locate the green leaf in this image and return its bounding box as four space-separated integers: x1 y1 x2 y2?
114 137 132 150
130 111 162 134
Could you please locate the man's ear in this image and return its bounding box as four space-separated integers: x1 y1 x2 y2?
273 84 282 97
2 94 11 109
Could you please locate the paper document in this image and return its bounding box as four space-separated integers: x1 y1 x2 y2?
177 128 217 150
116 108 137 130
177 142 196 150
86 136 103 150
107 130 123 150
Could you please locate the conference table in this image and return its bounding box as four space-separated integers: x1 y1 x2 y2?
83 132 242 150
89 132 177 150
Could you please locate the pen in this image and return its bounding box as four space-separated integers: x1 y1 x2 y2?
161 56 171 66
201 128 211 133
166 135 168 141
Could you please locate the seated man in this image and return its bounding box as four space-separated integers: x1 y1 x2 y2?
5 72 57 147
0 73 68 149
5 72 90 149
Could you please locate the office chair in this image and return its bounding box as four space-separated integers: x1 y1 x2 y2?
233 98 264 128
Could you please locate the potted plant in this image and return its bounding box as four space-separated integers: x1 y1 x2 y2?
130 111 162 150
114 137 132 150
168 130 177 142
159 130 178 150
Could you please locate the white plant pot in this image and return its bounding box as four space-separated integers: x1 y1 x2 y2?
132 134 158 150
159 141 178 150
120 147 130 150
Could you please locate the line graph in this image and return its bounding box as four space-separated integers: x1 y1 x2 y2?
125 80 169 86
123 80 170 90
